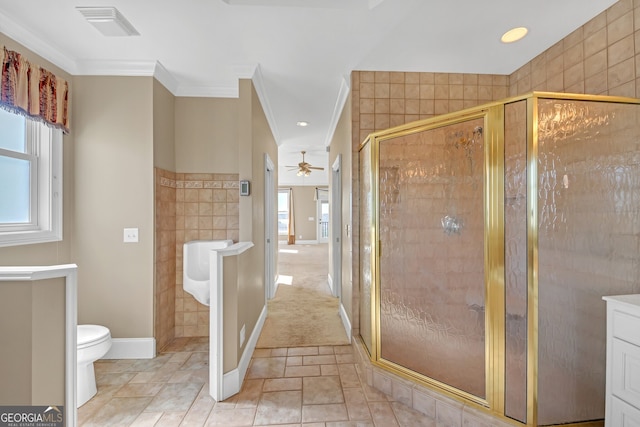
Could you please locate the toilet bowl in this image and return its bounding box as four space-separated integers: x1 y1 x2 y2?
77 324 112 408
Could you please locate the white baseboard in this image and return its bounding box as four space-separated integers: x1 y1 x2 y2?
222 305 267 400
339 303 352 343
103 338 156 359
294 240 318 245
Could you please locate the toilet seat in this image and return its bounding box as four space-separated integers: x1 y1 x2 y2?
78 324 111 349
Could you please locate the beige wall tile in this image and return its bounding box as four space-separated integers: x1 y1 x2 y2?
585 50 608 78
608 34 635 66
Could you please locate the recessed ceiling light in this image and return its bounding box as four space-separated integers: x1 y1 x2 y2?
501 27 528 43
76 7 140 37
296 121 309 127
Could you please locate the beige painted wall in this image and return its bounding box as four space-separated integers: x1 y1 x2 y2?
0 33 74 266
175 97 239 173
153 80 176 171
329 93 353 327
280 186 325 242
0 279 65 406
73 76 155 338
230 79 278 366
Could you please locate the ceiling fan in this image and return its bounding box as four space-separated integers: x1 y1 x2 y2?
286 151 324 176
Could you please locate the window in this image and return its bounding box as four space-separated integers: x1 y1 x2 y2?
278 189 289 235
0 109 62 247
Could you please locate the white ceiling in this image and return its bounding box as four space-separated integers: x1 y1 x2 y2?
0 0 617 186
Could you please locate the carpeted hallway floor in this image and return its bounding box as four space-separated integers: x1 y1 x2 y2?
256 243 349 348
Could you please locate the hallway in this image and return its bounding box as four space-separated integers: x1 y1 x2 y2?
78 244 433 426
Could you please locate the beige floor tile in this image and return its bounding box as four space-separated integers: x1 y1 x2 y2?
287 356 303 366
303 376 344 405
180 396 215 426
205 407 256 426
333 346 353 355
96 371 137 387
247 357 287 379
78 239 449 427
343 389 372 421
263 377 303 392
81 397 152 426
391 401 435 427
319 346 335 355
127 354 173 372
335 354 355 364
254 390 303 425
303 355 337 365
368 402 400 427
129 411 163 426
156 411 186 426
182 352 209 370
253 348 273 358
146 382 203 412
302 403 349 423
326 422 374 427
337 365 361 388
169 368 208 383
94 359 136 374
129 371 157 384
114 382 165 397
285 365 321 377
270 348 288 357
168 352 193 364
288 347 319 356
321 364 339 376
235 379 265 408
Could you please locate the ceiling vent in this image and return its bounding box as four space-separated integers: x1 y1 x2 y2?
76 7 139 37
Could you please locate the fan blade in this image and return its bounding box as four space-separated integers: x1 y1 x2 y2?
308 166 324 170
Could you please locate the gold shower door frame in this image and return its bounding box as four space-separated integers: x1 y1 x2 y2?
360 104 507 414
359 92 640 427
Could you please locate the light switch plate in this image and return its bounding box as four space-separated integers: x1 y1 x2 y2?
124 228 139 243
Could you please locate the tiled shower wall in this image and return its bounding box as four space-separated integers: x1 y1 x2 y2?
175 173 240 338
350 71 509 336
350 0 640 421
155 169 240 349
155 168 177 352
509 0 640 98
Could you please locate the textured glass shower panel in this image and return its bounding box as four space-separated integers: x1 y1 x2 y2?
359 141 373 354
537 99 640 425
378 119 486 399
504 101 528 423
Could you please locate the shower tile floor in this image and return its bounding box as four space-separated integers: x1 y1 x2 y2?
78 337 434 426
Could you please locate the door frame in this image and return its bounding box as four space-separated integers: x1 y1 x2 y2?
264 153 276 300
331 155 342 300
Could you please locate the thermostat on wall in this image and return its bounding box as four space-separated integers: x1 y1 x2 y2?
240 180 250 196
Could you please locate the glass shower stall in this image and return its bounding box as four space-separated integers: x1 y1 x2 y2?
358 92 640 426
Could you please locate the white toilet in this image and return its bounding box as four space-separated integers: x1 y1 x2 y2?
77 324 112 408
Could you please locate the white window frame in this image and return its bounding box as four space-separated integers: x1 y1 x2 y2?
0 118 63 247
278 189 289 236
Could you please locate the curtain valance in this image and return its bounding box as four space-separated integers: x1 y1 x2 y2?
1 47 69 133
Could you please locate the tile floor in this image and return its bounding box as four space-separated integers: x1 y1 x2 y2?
78 337 434 426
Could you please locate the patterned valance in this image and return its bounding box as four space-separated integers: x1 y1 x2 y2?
1 47 69 133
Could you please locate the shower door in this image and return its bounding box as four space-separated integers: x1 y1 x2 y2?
374 115 494 402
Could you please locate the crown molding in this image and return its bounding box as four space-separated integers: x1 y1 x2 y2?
1 17 279 133
323 76 350 147
175 85 239 98
0 11 78 74
251 64 281 145
153 62 180 94
74 59 157 76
